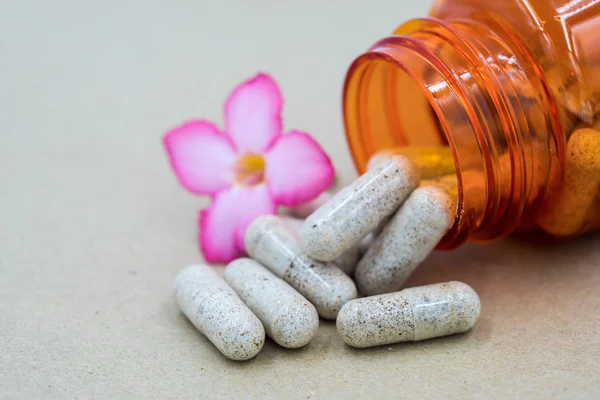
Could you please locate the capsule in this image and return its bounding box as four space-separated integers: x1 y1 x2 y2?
355 186 455 296
174 265 265 361
337 281 481 348
245 215 357 319
301 156 420 261
224 258 319 349
535 128 600 236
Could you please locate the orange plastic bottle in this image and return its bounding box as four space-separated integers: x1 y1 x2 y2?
343 0 600 249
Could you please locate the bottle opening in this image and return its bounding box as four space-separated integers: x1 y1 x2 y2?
343 17 563 248
344 34 477 249
343 51 449 173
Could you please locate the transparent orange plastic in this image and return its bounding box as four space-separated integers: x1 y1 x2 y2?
343 0 600 249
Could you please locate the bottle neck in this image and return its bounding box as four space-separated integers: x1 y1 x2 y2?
343 17 561 248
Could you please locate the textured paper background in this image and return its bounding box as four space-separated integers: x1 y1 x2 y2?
1 1 599 398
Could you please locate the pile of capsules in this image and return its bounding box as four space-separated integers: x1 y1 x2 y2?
174 154 481 361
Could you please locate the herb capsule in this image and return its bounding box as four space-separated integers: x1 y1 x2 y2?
337 281 481 348
300 156 420 261
224 258 319 349
174 265 265 361
355 186 455 296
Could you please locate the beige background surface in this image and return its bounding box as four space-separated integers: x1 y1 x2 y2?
1 1 599 399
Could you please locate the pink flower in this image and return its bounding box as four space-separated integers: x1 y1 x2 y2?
163 73 335 263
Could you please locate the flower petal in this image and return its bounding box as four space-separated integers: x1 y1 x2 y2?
199 183 276 263
163 120 236 195
224 73 283 153
264 130 335 207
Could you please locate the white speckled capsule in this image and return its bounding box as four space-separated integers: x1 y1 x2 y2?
224 258 319 349
245 215 357 320
300 156 420 261
355 186 455 296
174 265 265 361
337 281 481 348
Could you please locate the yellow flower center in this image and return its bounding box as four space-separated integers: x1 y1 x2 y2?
234 153 265 185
